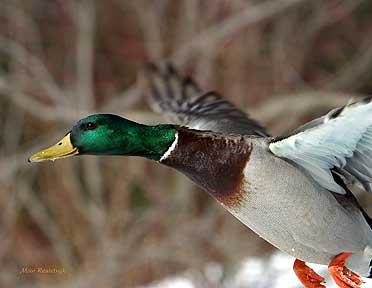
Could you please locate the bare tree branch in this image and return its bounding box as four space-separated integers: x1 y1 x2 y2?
127 0 165 60
105 0 308 112
0 36 68 105
171 0 308 65
323 39 372 90
74 0 96 111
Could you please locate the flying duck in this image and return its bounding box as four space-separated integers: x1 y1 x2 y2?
29 64 372 288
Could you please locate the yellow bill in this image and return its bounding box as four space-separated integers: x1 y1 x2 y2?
28 133 79 163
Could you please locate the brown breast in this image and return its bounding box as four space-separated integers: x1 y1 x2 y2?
161 128 253 209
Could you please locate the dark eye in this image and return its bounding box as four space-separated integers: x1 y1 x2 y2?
87 122 96 130
81 122 97 131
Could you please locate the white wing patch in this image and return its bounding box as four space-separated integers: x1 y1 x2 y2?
269 98 372 194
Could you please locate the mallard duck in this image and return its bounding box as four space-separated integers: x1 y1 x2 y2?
29 64 372 288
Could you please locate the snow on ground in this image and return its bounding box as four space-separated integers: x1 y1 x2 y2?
144 252 372 288
144 277 194 288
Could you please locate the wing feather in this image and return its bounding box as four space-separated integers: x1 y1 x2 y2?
141 63 268 136
269 97 372 194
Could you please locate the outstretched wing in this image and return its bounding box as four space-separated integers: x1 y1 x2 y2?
269 96 372 194
141 63 268 136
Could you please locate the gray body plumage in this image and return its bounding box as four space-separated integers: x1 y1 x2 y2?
233 137 372 274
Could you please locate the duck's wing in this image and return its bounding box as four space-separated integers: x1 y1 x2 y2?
269 96 372 194
142 63 268 136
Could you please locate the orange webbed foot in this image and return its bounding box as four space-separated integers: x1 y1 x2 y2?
293 259 326 288
328 252 363 288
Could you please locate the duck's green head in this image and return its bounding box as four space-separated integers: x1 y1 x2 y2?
29 114 177 162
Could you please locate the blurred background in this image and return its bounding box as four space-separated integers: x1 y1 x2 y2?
1 0 372 287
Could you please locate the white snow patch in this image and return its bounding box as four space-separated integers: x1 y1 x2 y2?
143 252 372 288
229 253 300 288
144 276 193 288
205 262 224 283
